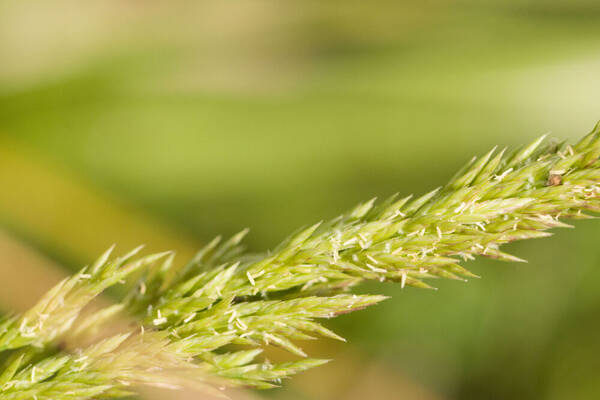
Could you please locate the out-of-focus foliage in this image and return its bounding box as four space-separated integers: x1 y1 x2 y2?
1 0 600 399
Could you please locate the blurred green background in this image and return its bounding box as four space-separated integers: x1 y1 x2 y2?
1 0 600 399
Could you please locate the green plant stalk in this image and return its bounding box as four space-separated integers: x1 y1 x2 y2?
1 123 600 399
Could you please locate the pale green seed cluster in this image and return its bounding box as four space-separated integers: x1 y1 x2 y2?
0 247 170 351
1 123 599 399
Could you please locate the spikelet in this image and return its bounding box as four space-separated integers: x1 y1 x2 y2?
2 123 600 399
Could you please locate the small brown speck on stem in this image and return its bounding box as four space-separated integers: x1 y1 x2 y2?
547 174 562 186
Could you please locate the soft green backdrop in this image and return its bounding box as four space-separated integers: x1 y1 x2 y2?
1 1 599 399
